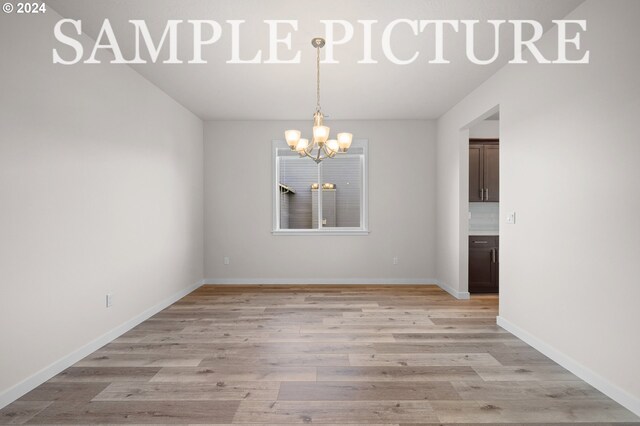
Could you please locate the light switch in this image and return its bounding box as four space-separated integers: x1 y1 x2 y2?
506 212 516 224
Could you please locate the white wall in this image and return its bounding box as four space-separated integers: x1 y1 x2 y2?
436 0 640 414
469 120 499 139
0 10 204 405
204 120 436 283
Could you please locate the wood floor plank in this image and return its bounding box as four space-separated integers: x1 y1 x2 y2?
317 366 484 382
139 332 396 343
392 332 517 342
451 380 608 401
99 341 380 355
93 381 280 401
48 367 160 383
180 325 301 333
265 303 381 309
430 399 640 423
429 317 498 326
324 317 436 326
75 353 203 367
199 353 350 367
371 342 517 354
473 365 584 382
26 400 239 424
487 349 557 365
18 383 109 402
301 325 505 334
150 366 317 382
399 424 635 426
278 381 461 401
0 401 51 425
233 400 439 423
344 310 498 319
349 352 502 367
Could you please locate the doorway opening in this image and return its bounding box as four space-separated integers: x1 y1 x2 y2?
462 108 500 298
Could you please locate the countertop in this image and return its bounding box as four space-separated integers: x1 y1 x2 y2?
469 230 499 236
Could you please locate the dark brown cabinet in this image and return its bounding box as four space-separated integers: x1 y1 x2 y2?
469 236 499 293
469 140 499 202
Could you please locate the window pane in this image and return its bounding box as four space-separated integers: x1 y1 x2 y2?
278 154 318 229
321 153 362 228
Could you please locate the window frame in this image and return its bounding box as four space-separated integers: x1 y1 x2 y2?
272 139 369 236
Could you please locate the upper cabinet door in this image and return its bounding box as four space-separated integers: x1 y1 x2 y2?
469 145 484 202
483 145 499 202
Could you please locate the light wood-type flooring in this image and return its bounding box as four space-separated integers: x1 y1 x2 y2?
1 285 639 424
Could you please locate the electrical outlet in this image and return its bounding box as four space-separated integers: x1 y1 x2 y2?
393 256 399 265
223 256 230 265
106 293 113 308
506 212 516 224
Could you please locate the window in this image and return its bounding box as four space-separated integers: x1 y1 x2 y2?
272 139 368 235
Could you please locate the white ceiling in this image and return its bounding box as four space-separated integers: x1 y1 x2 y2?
48 0 583 120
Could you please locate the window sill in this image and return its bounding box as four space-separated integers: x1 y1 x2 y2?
272 229 369 236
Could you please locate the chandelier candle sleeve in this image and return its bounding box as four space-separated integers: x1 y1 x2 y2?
313 125 330 144
296 138 309 152
283 37 353 164
285 130 301 150
337 132 353 152
326 139 339 155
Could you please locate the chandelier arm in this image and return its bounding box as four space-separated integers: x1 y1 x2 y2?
301 142 318 161
300 148 313 159
302 149 325 163
304 141 314 157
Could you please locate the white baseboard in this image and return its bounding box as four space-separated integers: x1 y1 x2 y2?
202 278 438 285
0 279 204 410
435 280 470 299
497 316 640 417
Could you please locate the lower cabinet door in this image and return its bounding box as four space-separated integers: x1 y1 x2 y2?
469 247 494 293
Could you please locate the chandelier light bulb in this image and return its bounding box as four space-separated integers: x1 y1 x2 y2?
284 130 301 150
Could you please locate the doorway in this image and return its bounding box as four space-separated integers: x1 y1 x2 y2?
464 109 500 295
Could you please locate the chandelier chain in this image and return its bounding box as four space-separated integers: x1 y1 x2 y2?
316 45 321 113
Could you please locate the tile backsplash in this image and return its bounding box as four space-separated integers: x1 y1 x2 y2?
469 202 499 232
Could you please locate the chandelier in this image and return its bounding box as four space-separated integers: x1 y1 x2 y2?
284 38 353 164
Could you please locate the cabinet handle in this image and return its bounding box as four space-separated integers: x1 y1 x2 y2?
480 188 484 201
492 248 496 263
485 188 489 200
473 240 488 244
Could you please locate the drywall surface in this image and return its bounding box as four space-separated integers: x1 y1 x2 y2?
436 0 640 412
469 120 499 139
0 10 204 402
204 120 436 282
